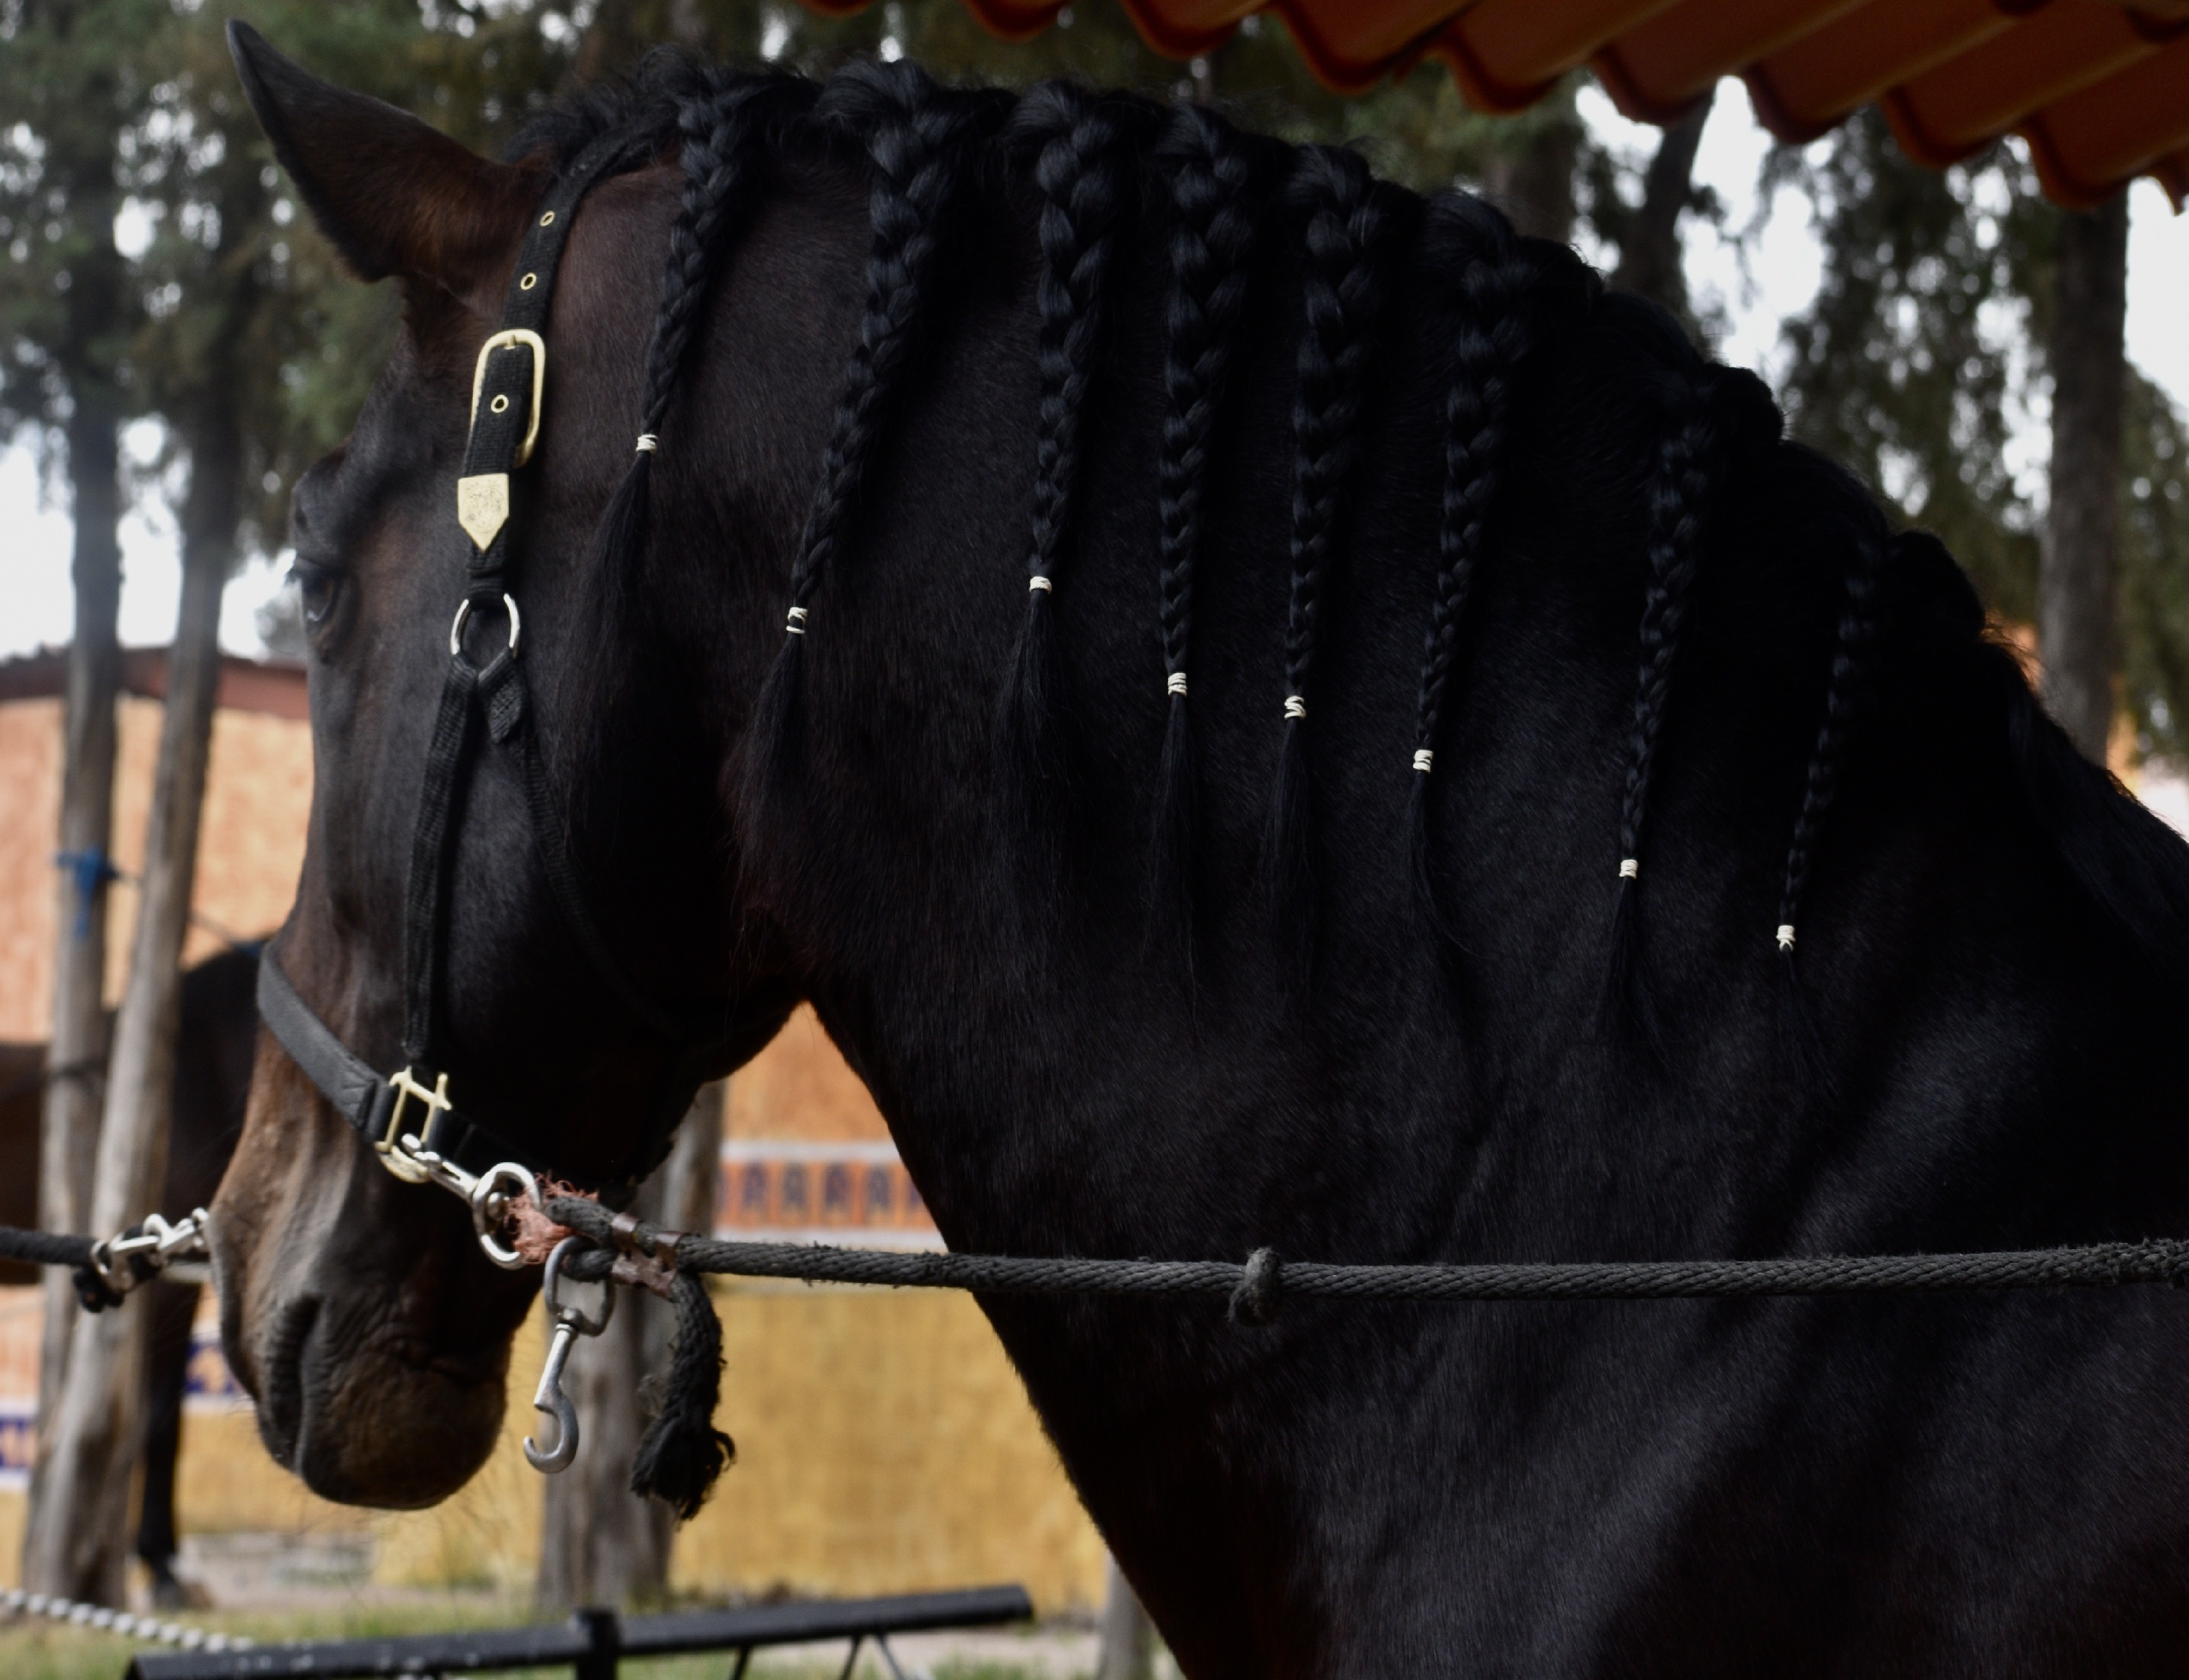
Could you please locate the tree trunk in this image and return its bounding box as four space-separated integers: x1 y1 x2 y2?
1610 88 1714 319
1097 1553 1156 1680
23 409 233 1603
538 1082 724 1609
2040 193 2130 762
34 397 124 1466
1482 100 1581 246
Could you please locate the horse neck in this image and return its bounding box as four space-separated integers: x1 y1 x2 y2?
634 171 2182 1279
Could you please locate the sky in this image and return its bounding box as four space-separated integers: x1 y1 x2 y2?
1 77 2185 664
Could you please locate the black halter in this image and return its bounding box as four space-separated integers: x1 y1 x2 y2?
259 136 713 1222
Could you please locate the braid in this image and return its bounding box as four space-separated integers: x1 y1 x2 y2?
1775 519 1889 1050
1148 103 1259 961
1407 193 1536 937
746 61 996 810
589 76 811 613
1266 145 1398 981
1601 377 1719 1040
649 76 814 436
1005 83 1147 796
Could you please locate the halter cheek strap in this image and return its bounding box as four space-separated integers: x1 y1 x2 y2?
259 136 718 1225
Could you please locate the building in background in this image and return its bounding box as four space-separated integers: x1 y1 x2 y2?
0 646 1104 1610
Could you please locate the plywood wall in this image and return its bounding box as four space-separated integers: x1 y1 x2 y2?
0 689 1105 1612
0 695 311 1040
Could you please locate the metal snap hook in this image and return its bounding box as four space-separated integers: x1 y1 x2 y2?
542 1235 614 1334
524 1318 583 1473
524 1237 614 1476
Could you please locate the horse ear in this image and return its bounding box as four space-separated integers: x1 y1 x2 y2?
227 20 538 299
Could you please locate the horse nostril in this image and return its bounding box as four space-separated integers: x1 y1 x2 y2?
254 1294 320 1470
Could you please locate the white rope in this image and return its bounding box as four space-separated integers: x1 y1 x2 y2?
634 433 659 454
1618 858 1639 880
1776 923 1797 952
0 1585 248 1652
1284 695 1307 722
1028 575 1053 593
785 606 807 636
1413 749 1434 775
1167 673 1188 697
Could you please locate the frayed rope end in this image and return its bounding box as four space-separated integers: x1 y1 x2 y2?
629 1269 735 1520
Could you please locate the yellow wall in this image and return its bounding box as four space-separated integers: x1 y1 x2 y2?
0 694 312 1039
120 1280 1107 1612
680 1284 1104 1609
0 686 1106 1611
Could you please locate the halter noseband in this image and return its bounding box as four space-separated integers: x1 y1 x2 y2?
258 137 715 1261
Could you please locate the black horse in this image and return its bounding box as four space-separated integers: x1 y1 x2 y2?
1 945 259 1604
214 26 2189 1675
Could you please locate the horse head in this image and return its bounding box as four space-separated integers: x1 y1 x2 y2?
212 26 793 1504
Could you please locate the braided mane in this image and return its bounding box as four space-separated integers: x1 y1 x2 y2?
541 55 1903 1033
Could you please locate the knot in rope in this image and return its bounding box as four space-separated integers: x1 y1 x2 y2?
1229 1246 1284 1325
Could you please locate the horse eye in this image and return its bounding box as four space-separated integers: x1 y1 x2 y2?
292 565 343 628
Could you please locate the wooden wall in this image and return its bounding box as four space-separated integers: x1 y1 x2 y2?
0 670 1105 1612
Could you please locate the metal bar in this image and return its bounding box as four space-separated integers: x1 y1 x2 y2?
572 1606 619 1680
614 1586 1033 1658
127 1586 1033 1679
837 1633 865 1680
729 1647 752 1680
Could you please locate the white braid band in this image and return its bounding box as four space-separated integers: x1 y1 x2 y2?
1412 749 1434 775
1028 575 1053 593
1284 695 1307 722
1167 672 1188 697
1618 857 1639 880
634 433 659 454
785 605 808 636
1776 924 1796 952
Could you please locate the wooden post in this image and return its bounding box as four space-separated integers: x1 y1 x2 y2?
538 1082 725 1607
23 507 228 1603
34 398 123 1459
1096 1553 1156 1680
2040 193 2130 762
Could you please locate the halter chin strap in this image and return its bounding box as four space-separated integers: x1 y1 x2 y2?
260 134 718 1232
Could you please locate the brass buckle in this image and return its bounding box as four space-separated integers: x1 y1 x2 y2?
468 328 547 468
379 1066 452 1184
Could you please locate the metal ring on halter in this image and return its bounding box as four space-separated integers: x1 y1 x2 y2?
542 1234 616 1334
469 1162 538 1270
449 593 523 659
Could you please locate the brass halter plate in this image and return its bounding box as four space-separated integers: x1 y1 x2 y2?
456 473 511 553
379 1066 453 1184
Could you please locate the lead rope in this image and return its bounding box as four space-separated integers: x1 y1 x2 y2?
0 1209 210 1313
512 1193 2189 1519
7 1197 2188 1520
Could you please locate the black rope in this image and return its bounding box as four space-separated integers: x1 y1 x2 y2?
0 1225 125 1315
628 1268 735 1518
535 1192 2189 1516
10 1199 2179 1524
540 1198 2189 1303
0 1226 95 1270
626 1230 2189 1301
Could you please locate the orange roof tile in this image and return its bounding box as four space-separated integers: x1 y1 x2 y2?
928 0 2189 208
